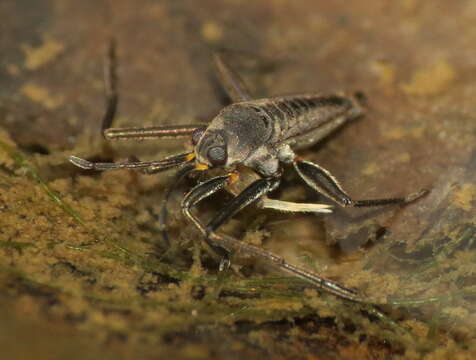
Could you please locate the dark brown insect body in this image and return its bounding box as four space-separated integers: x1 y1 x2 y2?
70 47 427 302
195 94 363 176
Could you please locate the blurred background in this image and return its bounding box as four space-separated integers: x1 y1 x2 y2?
1 1 475 359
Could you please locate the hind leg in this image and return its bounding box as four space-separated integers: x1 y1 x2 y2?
294 159 428 208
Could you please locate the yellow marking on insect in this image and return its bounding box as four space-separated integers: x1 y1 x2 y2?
227 171 240 185
185 153 196 161
195 163 209 171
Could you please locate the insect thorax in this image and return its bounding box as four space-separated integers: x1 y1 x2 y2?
196 104 274 169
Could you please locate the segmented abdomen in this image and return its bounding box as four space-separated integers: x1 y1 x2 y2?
246 94 361 147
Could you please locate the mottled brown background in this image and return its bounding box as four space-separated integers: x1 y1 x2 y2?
1 1 475 359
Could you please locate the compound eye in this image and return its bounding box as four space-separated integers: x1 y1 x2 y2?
191 128 206 145
207 146 227 167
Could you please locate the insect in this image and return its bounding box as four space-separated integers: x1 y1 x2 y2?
69 43 427 302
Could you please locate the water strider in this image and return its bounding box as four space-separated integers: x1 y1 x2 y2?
70 43 427 302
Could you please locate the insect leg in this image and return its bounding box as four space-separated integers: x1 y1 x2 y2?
294 159 428 208
182 175 234 262
101 39 119 136
182 176 361 301
205 177 280 237
182 175 280 267
158 162 196 245
101 40 207 141
182 174 361 301
207 231 362 301
69 152 193 172
213 51 252 102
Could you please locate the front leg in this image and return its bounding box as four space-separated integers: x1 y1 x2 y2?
103 124 207 141
294 159 428 208
181 174 235 263
205 177 280 237
182 173 361 301
181 175 280 266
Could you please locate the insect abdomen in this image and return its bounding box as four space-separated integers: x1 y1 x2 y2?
248 94 363 149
